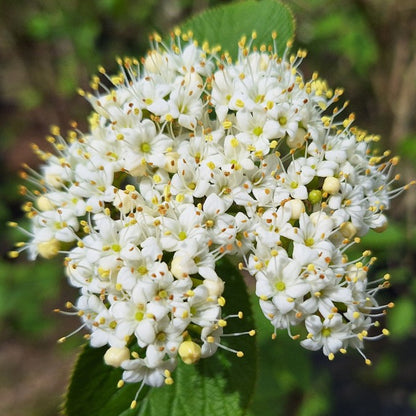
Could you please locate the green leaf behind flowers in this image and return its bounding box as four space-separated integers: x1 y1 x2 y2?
63 258 257 416
180 0 295 59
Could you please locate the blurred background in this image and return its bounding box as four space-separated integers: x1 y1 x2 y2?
0 0 415 415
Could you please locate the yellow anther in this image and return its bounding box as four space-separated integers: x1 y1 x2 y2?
328 353 335 361
236 351 244 358
50 125 60 136
255 262 263 270
218 297 226 306
117 380 124 388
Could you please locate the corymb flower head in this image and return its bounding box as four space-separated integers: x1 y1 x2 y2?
10 28 414 396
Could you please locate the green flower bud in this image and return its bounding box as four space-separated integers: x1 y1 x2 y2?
308 190 322 204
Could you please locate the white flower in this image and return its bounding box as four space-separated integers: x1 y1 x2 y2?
121 119 173 170
256 253 309 315
274 159 315 203
122 356 176 387
256 205 293 247
301 314 350 357
285 212 335 259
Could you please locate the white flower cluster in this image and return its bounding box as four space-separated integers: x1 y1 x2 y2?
12 31 411 390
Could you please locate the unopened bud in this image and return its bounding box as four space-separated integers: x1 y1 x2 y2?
340 221 357 239
37 239 60 259
308 190 322 204
286 128 307 149
203 278 225 297
178 340 201 364
287 199 305 220
322 176 340 195
104 347 130 368
171 255 197 279
36 195 55 211
144 50 164 73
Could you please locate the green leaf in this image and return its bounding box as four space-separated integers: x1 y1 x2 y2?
388 297 416 340
180 0 295 59
63 258 256 416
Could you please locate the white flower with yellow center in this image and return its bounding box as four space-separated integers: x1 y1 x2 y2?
301 314 350 357
256 253 309 316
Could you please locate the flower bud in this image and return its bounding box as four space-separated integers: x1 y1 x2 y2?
203 278 225 297
36 195 55 211
171 255 197 278
287 199 305 220
308 190 322 204
322 176 340 195
144 50 164 73
104 346 130 368
37 238 60 259
178 340 201 364
372 214 388 233
287 127 307 149
340 221 357 239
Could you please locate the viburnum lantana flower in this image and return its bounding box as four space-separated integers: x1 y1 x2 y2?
10 29 414 402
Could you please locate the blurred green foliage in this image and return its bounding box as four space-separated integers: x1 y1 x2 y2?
0 260 61 335
249 296 331 416
293 0 378 77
